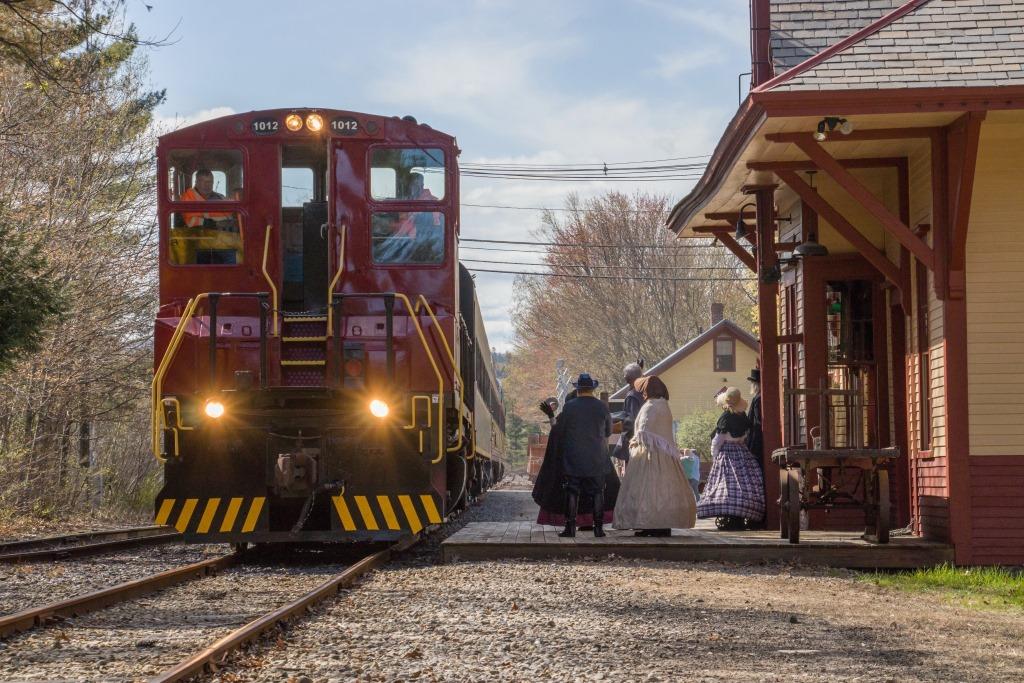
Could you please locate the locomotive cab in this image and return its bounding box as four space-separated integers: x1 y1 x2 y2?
151 109 503 544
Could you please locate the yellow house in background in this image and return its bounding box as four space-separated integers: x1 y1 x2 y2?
609 305 760 420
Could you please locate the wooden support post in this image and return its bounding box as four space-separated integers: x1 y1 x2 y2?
751 185 781 530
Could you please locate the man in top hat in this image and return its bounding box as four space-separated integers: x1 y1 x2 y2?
556 373 612 538
745 367 765 529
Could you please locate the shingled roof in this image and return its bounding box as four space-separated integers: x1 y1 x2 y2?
767 0 1024 91
770 0 902 73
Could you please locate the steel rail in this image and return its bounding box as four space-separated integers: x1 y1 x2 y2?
0 526 180 564
150 536 418 683
0 554 236 638
0 525 173 554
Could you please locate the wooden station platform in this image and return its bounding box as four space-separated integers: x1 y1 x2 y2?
442 521 954 569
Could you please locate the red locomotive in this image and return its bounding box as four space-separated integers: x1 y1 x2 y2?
151 108 505 543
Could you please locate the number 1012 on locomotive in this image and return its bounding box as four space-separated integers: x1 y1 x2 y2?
152 108 506 543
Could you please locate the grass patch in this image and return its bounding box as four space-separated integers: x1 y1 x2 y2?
862 564 1024 611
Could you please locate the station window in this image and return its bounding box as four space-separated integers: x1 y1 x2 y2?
371 211 444 265
168 211 244 265
714 337 735 372
370 148 445 201
167 149 244 201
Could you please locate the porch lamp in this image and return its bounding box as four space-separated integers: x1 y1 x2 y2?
793 171 829 258
813 116 854 142
734 201 756 240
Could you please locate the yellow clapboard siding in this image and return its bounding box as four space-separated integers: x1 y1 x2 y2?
967 122 1024 456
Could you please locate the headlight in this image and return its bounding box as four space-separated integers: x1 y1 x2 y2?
204 400 226 419
285 113 303 132
305 113 324 132
369 399 389 418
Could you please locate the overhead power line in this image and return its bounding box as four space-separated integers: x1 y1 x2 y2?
460 258 743 271
466 267 753 282
460 153 712 169
462 202 670 214
460 237 716 249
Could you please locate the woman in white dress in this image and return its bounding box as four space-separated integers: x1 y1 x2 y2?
614 376 697 536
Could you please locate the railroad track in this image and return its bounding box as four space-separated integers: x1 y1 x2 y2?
0 525 180 563
0 537 417 682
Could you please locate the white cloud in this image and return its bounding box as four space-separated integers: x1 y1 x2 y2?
652 49 726 79
152 106 236 135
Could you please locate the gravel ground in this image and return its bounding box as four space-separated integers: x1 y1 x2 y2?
203 487 1024 683
0 557 351 682
0 542 225 616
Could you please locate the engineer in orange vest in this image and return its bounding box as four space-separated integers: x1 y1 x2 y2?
180 169 231 227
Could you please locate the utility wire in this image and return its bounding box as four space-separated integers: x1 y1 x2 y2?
461 237 714 249
460 258 742 271
460 153 711 168
463 202 670 213
466 267 752 282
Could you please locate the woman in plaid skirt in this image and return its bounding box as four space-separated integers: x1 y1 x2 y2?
696 387 765 530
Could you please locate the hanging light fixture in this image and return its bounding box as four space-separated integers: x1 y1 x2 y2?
793 171 829 258
734 201 756 240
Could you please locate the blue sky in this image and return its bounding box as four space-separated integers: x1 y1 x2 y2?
131 0 751 350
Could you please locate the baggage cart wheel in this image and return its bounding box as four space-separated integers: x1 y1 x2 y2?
779 467 790 539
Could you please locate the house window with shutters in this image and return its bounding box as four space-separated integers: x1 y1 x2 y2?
714 337 736 372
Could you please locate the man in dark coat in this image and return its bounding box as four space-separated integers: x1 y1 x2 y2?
613 362 645 463
745 368 765 530
557 373 612 538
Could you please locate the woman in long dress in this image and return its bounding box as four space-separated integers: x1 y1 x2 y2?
614 376 696 536
696 387 765 530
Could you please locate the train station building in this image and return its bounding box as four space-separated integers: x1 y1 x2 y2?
668 0 1024 564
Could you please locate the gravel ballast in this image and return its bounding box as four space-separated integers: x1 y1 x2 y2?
205 487 1024 683
0 542 223 616
0 559 350 681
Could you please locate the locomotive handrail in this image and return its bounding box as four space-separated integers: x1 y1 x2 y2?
412 295 465 453
331 291 445 463
151 294 207 460
151 292 271 461
261 224 279 336
326 223 347 338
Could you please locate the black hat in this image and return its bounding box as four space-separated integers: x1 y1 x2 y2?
747 368 761 383
572 373 599 390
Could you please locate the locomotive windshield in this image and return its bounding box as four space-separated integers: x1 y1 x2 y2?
370 147 445 200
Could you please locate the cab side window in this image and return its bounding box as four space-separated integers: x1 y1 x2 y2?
166 149 244 265
370 148 445 201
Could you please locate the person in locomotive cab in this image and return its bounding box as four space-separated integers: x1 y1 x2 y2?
395 173 443 262
175 169 240 264
556 373 613 538
180 169 227 225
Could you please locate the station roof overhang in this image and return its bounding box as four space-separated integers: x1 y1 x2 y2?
668 85 1024 239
